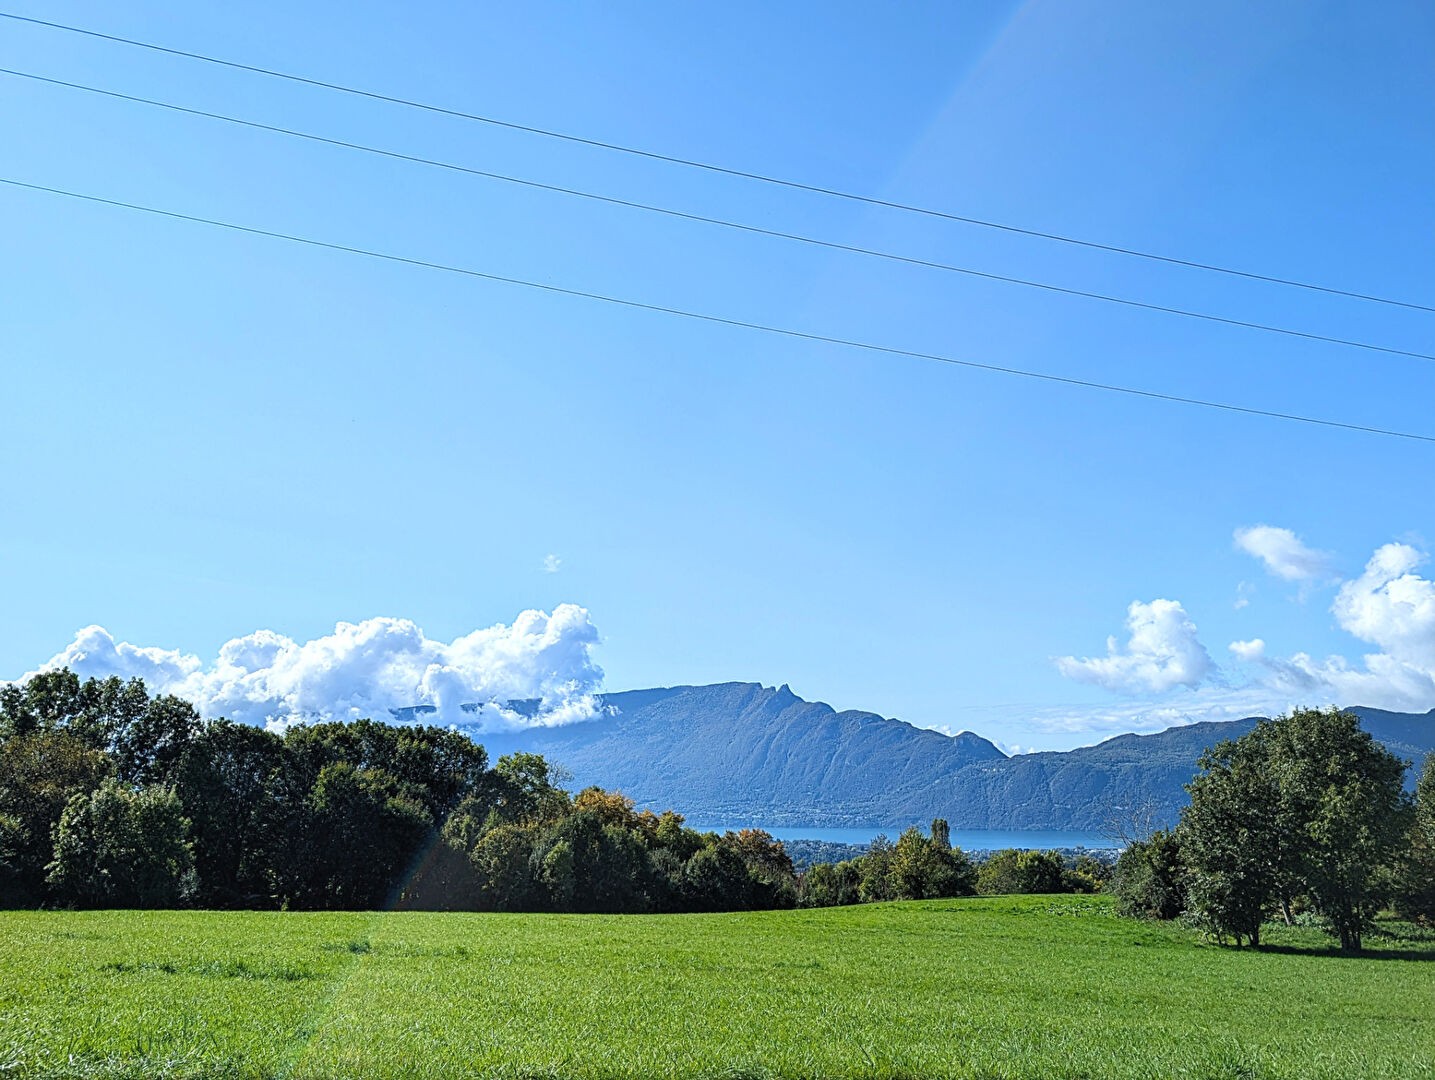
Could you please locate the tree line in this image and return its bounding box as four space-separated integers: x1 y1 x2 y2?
1 670 1122 913
1 670 820 912
1110 707 1435 950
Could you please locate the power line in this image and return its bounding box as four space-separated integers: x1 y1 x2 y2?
8 67 1430 365
5 175 1431 445
4 9 1431 316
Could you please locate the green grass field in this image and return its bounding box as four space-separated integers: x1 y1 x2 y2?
2 895 1432 1080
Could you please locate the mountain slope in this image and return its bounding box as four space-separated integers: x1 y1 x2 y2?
468 685 1434 831
478 682 1005 825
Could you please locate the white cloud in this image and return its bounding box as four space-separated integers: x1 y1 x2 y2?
1226 541 1435 712
24 607 605 732
542 554 562 574
1055 599 1213 695
1228 638 1265 661
1234 525 1334 582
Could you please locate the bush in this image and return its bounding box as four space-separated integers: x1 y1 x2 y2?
1109 830 1186 920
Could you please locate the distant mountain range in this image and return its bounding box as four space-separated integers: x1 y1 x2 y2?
408 683 1435 832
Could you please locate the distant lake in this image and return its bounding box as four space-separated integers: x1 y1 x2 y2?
689 825 1118 850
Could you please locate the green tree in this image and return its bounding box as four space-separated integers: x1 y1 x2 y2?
1395 754 1435 921
857 834 896 902
1109 830 1186 919
490 752 571 825
931 818 951 850
0 732 110 904
1179 730 1283 946
469 823 540 910
1180 708 1411 950
1267 708 1411 949
173 720 285 906
798 860 862 907
890 827 977 899
977 849 1066 895
298 761 433 909
46 780 195 908
683 842 755 911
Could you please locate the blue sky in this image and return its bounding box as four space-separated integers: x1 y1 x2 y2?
2 1 1432 751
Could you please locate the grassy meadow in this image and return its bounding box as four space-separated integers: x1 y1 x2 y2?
1 895 1432 1080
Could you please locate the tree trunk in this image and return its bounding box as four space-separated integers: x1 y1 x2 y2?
1280 897 1294 926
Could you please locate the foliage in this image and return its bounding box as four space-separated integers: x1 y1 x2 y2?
976 848 1067 896
1177 708 1412 949
1394 754 1435 922
1109 829 1186 919
45 780 195 908
0 669 805 915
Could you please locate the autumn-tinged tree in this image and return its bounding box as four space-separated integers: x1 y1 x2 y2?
890 827 976 899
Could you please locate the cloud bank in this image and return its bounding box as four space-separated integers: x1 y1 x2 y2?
24 607 604 732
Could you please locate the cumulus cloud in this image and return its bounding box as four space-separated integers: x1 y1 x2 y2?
1055 599 1214 695
1227 638 1265 661
1234 525 1334 583
1230 542 1435 711
24 607 605 732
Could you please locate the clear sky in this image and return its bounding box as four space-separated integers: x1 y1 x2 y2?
2 1 1432 751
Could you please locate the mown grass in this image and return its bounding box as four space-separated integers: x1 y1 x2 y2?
1 895 1432 1079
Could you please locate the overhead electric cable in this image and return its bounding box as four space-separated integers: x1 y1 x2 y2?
8 67 1429 363
5 176 1431 445
4 9 1431 315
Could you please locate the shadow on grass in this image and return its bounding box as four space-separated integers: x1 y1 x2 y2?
1248 943 1435 962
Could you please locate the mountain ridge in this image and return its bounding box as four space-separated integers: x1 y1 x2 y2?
415 683 1433 831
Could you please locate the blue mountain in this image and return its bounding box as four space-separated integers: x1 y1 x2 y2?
421 684 1434 831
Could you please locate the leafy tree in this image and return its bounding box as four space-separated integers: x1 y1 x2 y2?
297 762 433 909
857 834 896 902
1063 853 1111 894
1180 726 1286 946
1395 755 1435 921
46 780 195 908
529 810 652 912
931 818 951 850
112 694 203 787
174 720 285 906
798 860 862 907
469 823 541 910
683 842 756 911
490 752 571 825
1180 708 1411 949
890 827 976 899
1267 709 1411 949
0 732 110 903
977 849 1066 896
1109 830 1186 919
653 810 704 862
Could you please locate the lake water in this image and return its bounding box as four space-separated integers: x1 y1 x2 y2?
688 825 1117 850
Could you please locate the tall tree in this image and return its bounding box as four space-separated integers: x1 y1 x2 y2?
1181 708 1411 950
1180 729 1284 946
1267 709 1411 950
1395 755 1435 921
46 780 194 908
